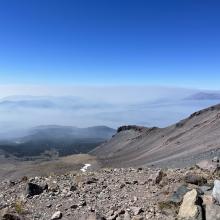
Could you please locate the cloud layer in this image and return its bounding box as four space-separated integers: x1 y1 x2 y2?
0 85 220 138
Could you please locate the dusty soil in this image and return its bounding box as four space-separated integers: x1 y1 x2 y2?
0 154 98 181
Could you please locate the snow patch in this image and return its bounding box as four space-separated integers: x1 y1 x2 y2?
80 163 91 172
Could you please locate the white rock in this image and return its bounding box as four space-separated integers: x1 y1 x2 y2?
51 211 62 219
213 180 220 204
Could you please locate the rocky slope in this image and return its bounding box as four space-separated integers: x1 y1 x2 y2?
1 158 220 220
92 104 220 168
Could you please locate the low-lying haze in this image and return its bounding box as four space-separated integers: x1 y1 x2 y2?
0 85 220 139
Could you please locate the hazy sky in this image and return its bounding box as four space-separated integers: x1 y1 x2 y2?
0 0 220 89
0 85 197 102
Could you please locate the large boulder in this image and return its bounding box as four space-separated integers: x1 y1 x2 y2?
178 189 202 220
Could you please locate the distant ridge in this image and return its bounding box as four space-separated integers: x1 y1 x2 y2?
92 103 220 168
185 92 220 100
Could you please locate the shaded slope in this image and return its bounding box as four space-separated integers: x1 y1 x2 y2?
91 104 220 167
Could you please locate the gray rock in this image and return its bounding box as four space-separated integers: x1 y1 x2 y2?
199 185 212 194
206 204 220 220
169 185 190 204
184 173 207 185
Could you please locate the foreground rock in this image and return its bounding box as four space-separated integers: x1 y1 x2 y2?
0 167 219 220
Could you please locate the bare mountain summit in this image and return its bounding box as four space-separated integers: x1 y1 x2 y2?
92 104 220 168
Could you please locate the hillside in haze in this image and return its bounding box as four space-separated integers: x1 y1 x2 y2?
0 125 115 159
92 103 220 168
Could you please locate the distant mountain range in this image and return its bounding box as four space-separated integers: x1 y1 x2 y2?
0 125 115 158
1 92 220 132
185 92 220 100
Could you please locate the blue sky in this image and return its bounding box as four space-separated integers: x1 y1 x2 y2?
0 0 220 89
